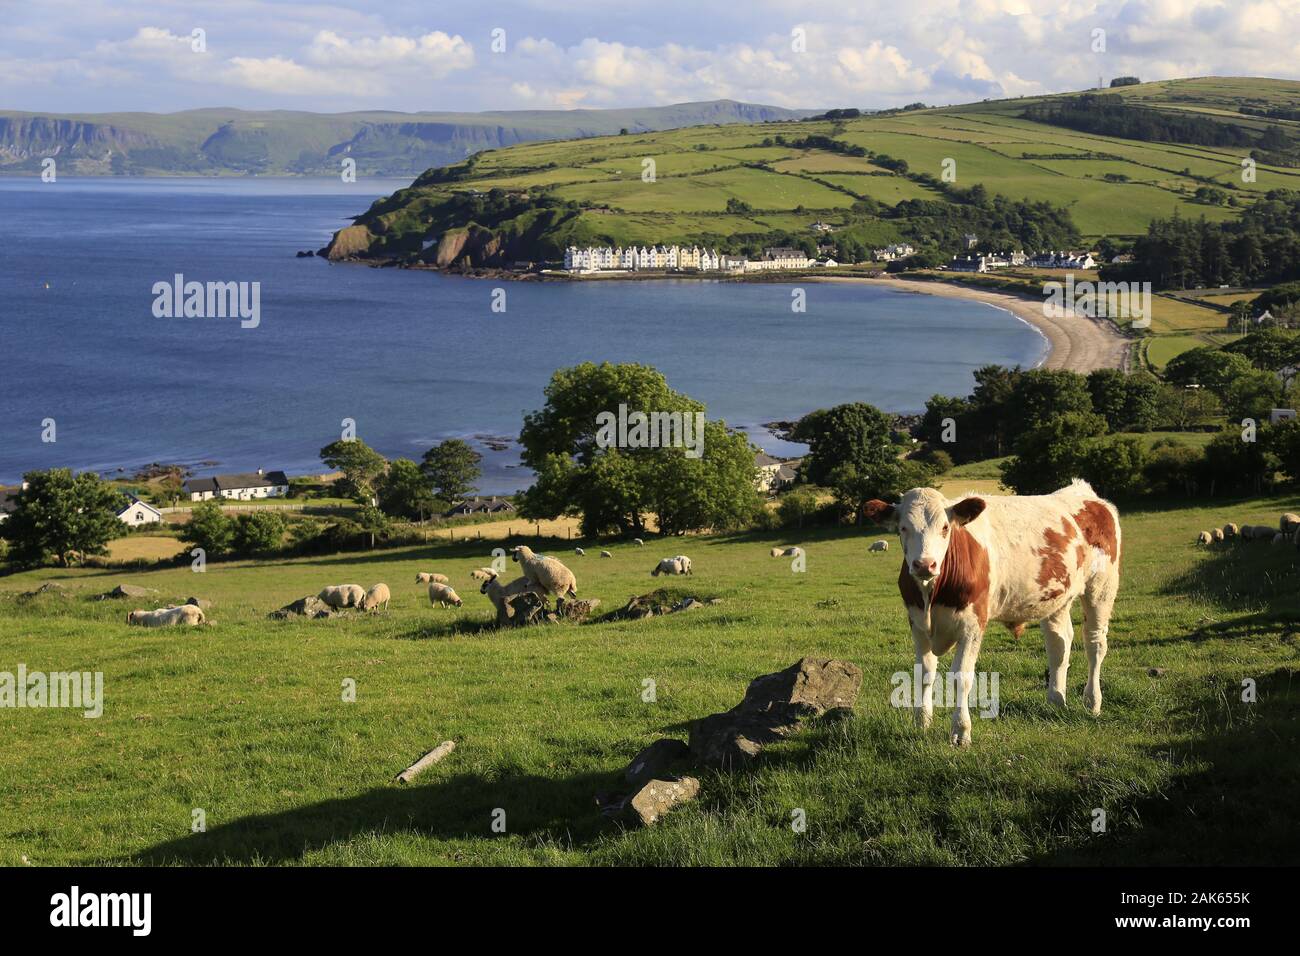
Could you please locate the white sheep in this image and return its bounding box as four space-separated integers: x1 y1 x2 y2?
1211 528 1225 543
127 605 205 627
478 570 544 625
360 583 391 611
600 550 613 558
510 545 578 605
651 556 692 577
869 540 889 553
1196 531 1212 546
469 568 496 582
769 546 803 558
415 572 449 584
428 583 463 608
574 547 585 556
319 584 366 609
633 538 644 547
1282 513 1300 534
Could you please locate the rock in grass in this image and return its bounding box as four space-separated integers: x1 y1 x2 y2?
624 739 691 788
98 584 158 600
1148 667 1167 677
626 777 700 826
270 595 337 620
690 657 863 770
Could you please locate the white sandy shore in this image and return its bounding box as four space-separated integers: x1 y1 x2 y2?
813 275 1131 372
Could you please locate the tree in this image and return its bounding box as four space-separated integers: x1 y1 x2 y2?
2 469 123 567
793 402 901 489
232 510 286 556
184 500 234 557
380 458 438 521
1000 411 1108 495
319 439 387 502
356 503 392 549
1086 368 1129 432
420 440 482 503
1163 347 1253 394
778 487 820 529
646 422 763 535
1080 435 1148 499
1006 369 1095 439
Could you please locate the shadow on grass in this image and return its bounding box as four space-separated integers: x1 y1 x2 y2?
134 767 618 865
1035 667 1300 865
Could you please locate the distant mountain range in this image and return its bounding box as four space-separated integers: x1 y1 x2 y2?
0 101 815 177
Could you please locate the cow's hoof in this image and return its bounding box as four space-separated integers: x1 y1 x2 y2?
1047 689 1067 708
914 711 933 730
949 730 971 748
1084 691 1102 715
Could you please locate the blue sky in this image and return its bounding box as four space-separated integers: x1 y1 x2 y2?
2 0 1296 114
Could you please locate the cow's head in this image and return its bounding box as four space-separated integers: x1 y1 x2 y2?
864 489 986 583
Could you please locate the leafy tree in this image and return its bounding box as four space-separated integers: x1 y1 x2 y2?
1201 430 1278 495
1223 368 1283 423
1006 369 1095 438
185 500 234 557
420 439 482 503
1086 368 1129 432
1143 440 1203 496
319 438 388 502
2 469 124 567
232 510 286 556
381 458 438 520
356 503 392 549
1163 347 1254 393
778 487 820 529
1223 329 1300 387
793 402 901 493
1000 411 1108 494
645 422 763 535
1080 435 1148 499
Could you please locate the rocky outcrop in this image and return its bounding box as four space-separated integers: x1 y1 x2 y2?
270 595 340 620
325 224 375 261
97 584 158 600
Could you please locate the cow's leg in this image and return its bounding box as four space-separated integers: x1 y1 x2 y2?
1041 605 1074 707
1081 565 1118 715
948 619 984 747
909 614 937 729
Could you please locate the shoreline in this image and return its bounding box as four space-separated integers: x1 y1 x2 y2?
811 275 1131 373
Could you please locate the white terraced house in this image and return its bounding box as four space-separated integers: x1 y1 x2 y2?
563 244 727 274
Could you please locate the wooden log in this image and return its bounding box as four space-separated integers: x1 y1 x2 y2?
395 740 456 784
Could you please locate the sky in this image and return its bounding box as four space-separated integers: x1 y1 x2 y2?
2 0 1298 115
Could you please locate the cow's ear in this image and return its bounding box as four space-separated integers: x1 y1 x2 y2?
863 499 896 524
950 497 986 526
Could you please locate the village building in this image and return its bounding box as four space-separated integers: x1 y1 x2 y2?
444 496 516 517
117 495 163 526
184 469 290 502
754 452 801 494
873 243 915 261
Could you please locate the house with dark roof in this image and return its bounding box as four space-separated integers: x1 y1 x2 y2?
754 452 801 494
444 496 516 517
184 469 290 502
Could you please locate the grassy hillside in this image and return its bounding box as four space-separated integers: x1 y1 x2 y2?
2 488 1298 866
327 77 1300 265
0 101 810 177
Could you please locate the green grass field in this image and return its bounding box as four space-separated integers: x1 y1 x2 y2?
3 488 1298 866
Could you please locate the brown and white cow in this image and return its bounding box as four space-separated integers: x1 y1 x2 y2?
864 479 1120 746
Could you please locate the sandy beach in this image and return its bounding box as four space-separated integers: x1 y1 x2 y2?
814 275 1131 373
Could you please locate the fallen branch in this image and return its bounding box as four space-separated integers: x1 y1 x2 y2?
395 740 456 784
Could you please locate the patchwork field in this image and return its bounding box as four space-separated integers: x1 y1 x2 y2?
2 488 1297 866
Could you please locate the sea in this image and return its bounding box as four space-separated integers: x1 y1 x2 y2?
0 176 1048 493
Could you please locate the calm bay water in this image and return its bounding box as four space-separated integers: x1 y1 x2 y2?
1 177 1047 493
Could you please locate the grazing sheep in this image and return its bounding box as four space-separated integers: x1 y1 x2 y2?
600 550 613 558
1223 523 1239 539
770 546 803 558
1249 525 1274 541
415 572 449 585
510 546 578 605
469 568 496 582
574 547 585 556
360 583 391 611
1196 531 1213 546
633 538 644 547
869 540 890 553
1282 513 1300 534
1211 528 1225 543
127 605 205 627
319 584 366 609
478 570 544 625
651 555 692 577
428 583 463 608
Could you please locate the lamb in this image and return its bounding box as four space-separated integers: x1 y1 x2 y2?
651 556 692 576
574 547 586 556
600 550 613 558
769 546 803 558
319 584 366 609
869 540 890 553
127 605 205 627
360 583 391 611
1211 528 1225 543
469 568 496 582
1196 530 1213 546
428 583 463 608
510 545 578 605
415 572 449 585
478 570 544 626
